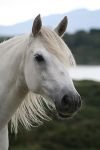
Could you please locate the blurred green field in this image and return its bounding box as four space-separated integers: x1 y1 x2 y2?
9 80 100 150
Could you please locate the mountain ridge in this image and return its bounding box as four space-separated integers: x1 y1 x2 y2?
0 9 100 36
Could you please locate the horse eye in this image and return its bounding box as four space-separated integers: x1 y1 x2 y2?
34 54 45 63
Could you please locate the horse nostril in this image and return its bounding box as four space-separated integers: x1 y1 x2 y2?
61 94 81 113
61 95 71 109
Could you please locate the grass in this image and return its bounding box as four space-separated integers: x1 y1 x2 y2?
9 80 100 150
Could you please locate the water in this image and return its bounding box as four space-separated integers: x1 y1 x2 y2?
69 66 100 82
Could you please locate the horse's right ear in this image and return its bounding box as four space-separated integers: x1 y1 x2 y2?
32 14 42 36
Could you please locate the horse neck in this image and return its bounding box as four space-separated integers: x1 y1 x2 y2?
0 126 8 150
0 35 29 129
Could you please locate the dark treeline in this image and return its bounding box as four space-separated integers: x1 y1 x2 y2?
0 36 10 43
63 29 100 65
0 29 100 65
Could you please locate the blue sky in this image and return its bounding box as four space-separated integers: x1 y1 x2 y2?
0 0 100 25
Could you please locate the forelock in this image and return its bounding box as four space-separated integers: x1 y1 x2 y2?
39 26 75 67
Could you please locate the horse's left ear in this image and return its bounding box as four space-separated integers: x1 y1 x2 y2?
32 14 42 36
55 16 68 37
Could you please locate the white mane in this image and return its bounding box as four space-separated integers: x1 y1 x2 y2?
11 92 55 133
2 27 75 133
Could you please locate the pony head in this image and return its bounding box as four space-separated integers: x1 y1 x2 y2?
24 15 81 120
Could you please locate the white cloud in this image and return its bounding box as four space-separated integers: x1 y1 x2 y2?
0 0 100 25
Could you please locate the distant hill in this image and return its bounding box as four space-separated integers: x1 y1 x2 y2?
0 9 100 36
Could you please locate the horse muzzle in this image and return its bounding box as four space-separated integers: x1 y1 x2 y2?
55 92 81 119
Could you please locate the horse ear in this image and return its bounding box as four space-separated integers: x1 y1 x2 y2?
55 16 68 37
32 14 42 36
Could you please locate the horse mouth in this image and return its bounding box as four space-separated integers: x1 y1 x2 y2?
58 112 72 119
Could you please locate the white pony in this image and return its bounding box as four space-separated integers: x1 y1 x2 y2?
0 15 81 150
